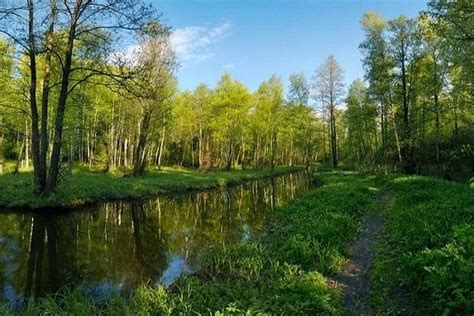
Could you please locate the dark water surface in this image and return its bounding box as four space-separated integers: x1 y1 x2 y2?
0 172 312 303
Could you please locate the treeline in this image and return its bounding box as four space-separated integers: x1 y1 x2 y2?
0 0 473 196
0 20 329 180
344 1 473 177
0 0 335 194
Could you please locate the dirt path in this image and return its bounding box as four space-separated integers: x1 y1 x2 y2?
334 191 390 315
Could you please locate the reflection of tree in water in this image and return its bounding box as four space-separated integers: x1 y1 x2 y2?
130 201 168 283
19 203 169 298
0 172 312 300
23 215 68 297
23 214 65 298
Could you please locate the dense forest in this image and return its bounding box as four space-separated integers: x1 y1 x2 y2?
0 0 471 195
0 0 472 315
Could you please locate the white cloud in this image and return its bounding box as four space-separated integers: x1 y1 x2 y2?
223 63 235 70
170 22 231 67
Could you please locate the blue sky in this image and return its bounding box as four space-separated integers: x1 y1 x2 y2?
151 0 427 92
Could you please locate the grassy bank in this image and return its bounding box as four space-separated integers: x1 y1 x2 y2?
373 175 474 315
0 166 301 210
1 172 471 314
0 172 382 314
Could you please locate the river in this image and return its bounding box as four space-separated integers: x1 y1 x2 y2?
0 171 312 303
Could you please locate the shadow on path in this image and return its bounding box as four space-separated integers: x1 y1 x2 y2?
334 190 392 316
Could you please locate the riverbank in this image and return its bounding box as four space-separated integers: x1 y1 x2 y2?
0 171 382 314
0 166 302 210
0 172 471 314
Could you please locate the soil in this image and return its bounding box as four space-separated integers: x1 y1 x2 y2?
334 191 390 316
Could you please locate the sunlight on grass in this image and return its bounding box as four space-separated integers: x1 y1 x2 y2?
0 166 302 209
373 176 474 315
0 172 383 314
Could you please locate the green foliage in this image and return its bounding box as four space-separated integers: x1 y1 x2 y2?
355 7 473 175
0 172 385 314
1 171 470 314
0 165 301 209
373 176 474 315
344 79 378 164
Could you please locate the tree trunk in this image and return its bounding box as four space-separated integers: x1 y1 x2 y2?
198 125 203 168
435 93 441 163
157 126 166 170
39 0 57 190
124 138 129 168
14 139 25 174
133 109 152 176
240 135 246 169
106 104 115 171
433 54 441 164
27 0 43 192
400 46 414 173
389 103 403 163
270 128 277 172
225 135 233 171
381 100 386 156
330 105 338 168
25 121 30 169
0 118 3 175
45 4 80 193
202 134 211 170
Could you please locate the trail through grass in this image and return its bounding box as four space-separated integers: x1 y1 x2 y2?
0 172 383 315
334 189 391 315
0 171 471 315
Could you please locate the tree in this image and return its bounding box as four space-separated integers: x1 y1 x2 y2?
254 76 284 172
0 0 158 194
428 0 473 85
286 72 316 169
0 116 3 174
287 72 310 106
212 73 251 171
129 24 176 176
345 79 378 163
388 15 421 173
313 56 344 168
0 37 14 174
428 0 473 165
192 84 214 169
418 13 449 163
360 12 394 157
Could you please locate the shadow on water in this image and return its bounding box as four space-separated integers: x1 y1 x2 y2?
0 171 312 303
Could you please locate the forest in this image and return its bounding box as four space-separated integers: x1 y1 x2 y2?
0 0 472 315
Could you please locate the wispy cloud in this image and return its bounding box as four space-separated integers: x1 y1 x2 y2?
170 22 231 67
223 63 235 70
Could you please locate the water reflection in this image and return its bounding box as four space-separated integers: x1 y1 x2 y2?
0 172 311 303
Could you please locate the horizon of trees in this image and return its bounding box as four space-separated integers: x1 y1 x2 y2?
0 0 472 196
347 2 473 177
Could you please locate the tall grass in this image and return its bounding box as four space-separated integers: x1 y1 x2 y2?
373 176 474 315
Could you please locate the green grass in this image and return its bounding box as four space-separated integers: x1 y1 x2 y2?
0 172 383 315
1 171 471 314
0 166 302 209
373 175 474 315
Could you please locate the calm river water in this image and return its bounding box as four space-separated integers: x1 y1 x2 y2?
0 171 312 303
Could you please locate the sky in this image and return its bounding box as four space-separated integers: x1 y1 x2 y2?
150 0 428 92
